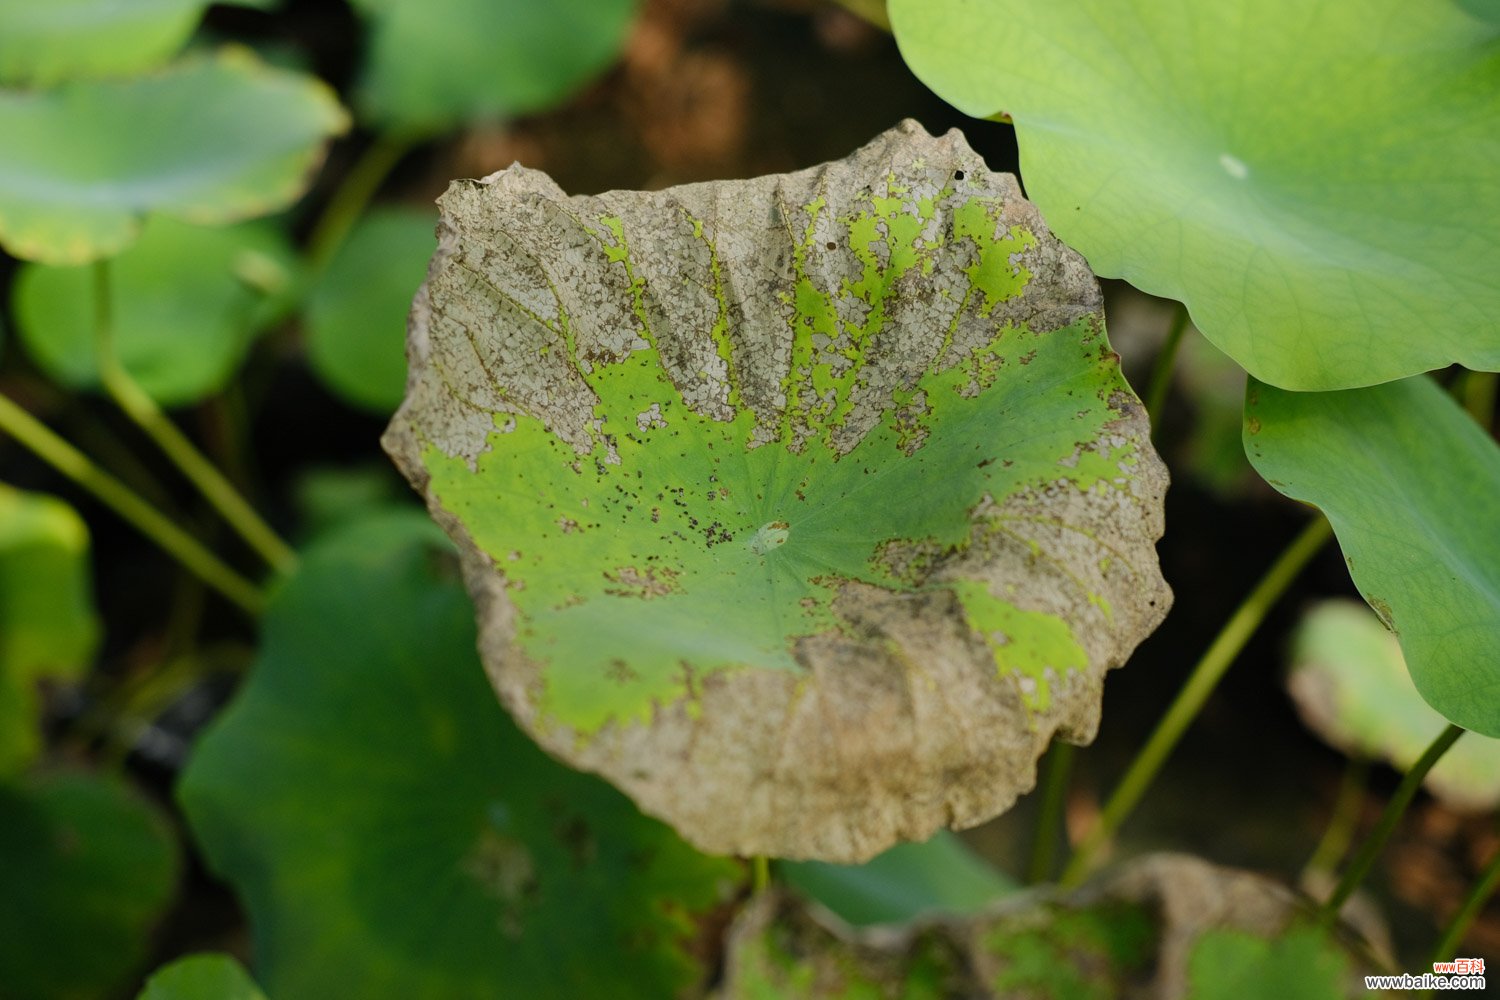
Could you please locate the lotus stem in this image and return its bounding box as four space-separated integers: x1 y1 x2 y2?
829 0 891 31
92 261 296 574
305 133 417 276
1429 836 1500 967
1144 301 1190 438
1303 758 1369 878
1060 514 1332 887
1318 724 1464 928
0 392 264 615
1028 740 1075 883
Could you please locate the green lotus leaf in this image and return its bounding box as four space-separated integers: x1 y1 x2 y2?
0 48 348 265
781 831 1017 928
13 216 298 406
0 0 272 86
305 206 433 413
384 121 1172 861
137 955 268 1000
0 771 180 1000
0 485 100 776
349 0 638 134
1289 600 1500 812
1244 376 1500 737
178 511 744 1000
1187 927 1349 1000
889 0 1500 390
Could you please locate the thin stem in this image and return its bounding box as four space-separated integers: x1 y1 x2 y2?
0 392 264 615
828 0 891 31
1028 740 1075 883
305 133 416 276
1060 515 1333 887
1429 839 1500 966
1144 302 1190 437
1318 724 1464 928
752 856 771 895
92 262 296 573
1303 759 1369 878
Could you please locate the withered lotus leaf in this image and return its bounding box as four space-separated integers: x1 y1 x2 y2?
384 121 1170 862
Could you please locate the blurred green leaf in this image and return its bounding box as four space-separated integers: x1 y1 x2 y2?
889 0 1500 390
1244 376 1500 737
0 771 180 1000
1289 600 1500 812
137 954 268 1000
305 207 432 413
780 831 1016 927
179 511 744 1000
1186 926 1348 1000
291 462 410 541
0 48 348 265
349 0 638 134
0 485 99 776
983 902 1158 1000
13 217 298 406
0 0 273 86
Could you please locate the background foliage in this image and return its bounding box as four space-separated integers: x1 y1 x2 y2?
0 1 1495 997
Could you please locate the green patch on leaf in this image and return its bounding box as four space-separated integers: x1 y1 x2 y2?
949 580 1090 713
1289 600 1500 811
889 0 1500 390
14 217 297 406
137 955 268 1000
0 771 180 1000
305 206 433 413
387 121 1170 861
179 512 743 1000
0 0 272 86
0 486 99 776
1245 375 1500 737
349 0 638 134
0 48 348 264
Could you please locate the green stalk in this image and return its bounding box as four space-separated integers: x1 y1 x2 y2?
1429 837 1500 966
1144 302 1190 437
92 262 296 573
1303 759 1369 877
829 0 891 31
752 856 771 895
1028 740 1075 883
0 392 264 615
1317 724 1464 928
1060 515 1332 887
305 133 416 276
